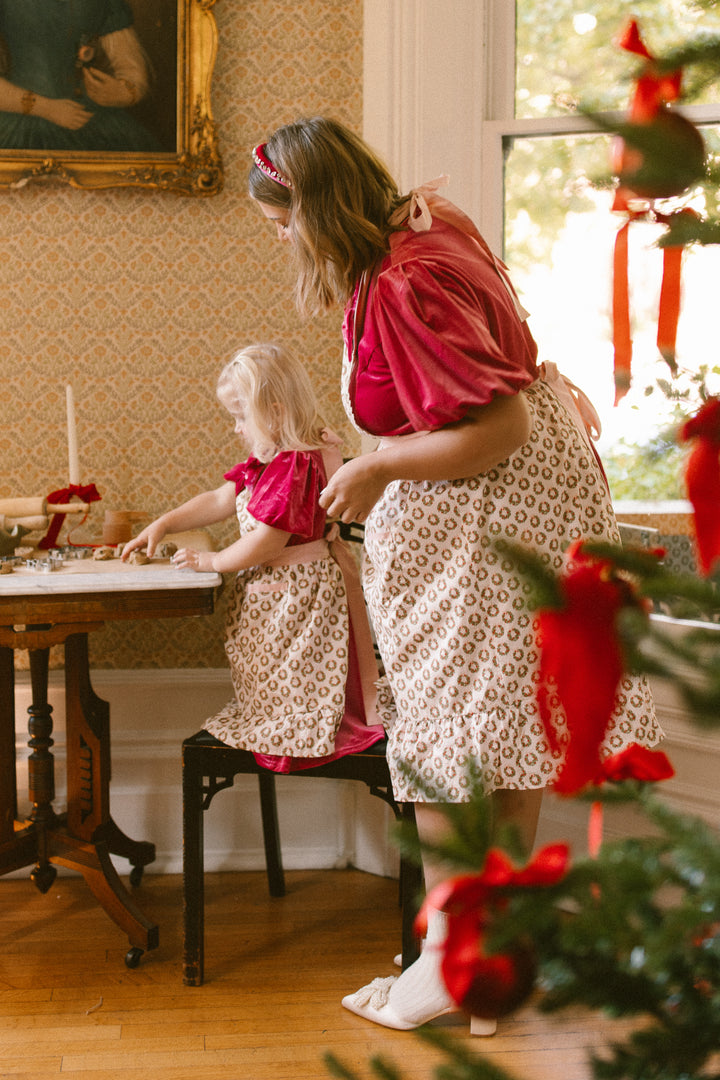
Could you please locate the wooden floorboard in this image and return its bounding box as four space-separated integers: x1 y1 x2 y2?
0 869 664 1080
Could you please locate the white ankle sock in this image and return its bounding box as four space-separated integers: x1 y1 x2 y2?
387 910 454 1024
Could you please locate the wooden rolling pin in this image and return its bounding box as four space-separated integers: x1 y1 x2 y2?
0 496 89 518
0 496 91 533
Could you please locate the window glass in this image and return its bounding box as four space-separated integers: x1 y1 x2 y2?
504 128 720 498
516 1 720 119
508 4 720 500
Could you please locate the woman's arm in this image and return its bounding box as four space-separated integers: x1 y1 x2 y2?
319 391 532 523
121 482 238 560
84 27 151 107
172 522 292 574
0 77 92 129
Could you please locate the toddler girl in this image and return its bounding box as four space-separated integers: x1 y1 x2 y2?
122 343 388 771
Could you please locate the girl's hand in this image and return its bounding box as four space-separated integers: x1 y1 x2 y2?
319 456 389 523
121 521 167 561
171 547 216 573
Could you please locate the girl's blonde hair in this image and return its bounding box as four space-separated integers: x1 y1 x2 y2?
248 116 405 316
217 343 328 462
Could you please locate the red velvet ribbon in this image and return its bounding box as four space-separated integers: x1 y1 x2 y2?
657 237 683 364
612 216 633 404
37 482 102 550
536 545 632 794
611 20 688 401
612 205 692 400
679 397 720 574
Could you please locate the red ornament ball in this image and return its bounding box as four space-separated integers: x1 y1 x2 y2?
442 938 537 1019
614 107 705 200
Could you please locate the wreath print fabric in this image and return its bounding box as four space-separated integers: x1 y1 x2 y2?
362 378 661 802
204 490 349 757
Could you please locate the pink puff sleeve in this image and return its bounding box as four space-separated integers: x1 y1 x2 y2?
359 237 538 433
244 450 326 540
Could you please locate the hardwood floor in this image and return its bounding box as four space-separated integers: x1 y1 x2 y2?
1 869 638 1080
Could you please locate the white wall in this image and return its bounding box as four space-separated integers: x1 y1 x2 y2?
11 668 400 880
363 0 488 225
11 653 720 884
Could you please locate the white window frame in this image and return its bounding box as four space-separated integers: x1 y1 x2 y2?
480 0 720 255
363 0 720 246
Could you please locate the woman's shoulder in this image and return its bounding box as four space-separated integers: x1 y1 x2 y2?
387 209 488 266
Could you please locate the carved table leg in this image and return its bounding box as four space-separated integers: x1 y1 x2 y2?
0 645 17 846
28 643 58 894
62 631 158 956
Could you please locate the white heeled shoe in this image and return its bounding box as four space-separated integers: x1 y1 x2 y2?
341 975 497 1036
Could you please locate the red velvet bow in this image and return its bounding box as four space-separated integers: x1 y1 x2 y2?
679 397 720 575
223 457 264 494
616 19 682 124
536 542 650 794
37 483 102 550
420 845 570 1018
600 743 674 784
588 744 675 858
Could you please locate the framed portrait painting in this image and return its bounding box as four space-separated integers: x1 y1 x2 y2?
0 0 222 195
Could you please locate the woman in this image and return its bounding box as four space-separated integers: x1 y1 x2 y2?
0 0 160 152
248 117 660 1034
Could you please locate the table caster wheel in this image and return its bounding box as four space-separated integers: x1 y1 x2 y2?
31 862 57 894
129 865 144 888
125 947 144 969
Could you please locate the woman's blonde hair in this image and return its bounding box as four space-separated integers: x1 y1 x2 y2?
217 343 328 462
249 117 405 315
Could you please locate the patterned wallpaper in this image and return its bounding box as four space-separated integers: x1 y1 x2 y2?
1 0 363 669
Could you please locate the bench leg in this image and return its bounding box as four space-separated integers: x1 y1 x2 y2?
399 803 423 970
258 772 285 897
182 751 206 986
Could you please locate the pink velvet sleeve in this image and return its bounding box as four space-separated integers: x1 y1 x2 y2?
360 253 537 432
245 450 327 540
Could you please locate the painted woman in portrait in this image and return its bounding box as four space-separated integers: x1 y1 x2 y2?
0 0 162 152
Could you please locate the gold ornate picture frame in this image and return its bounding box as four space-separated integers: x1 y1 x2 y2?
0 0 222 196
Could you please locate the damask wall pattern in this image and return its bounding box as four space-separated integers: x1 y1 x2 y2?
0 0 363 670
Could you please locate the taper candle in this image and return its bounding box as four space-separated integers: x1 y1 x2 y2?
66 384 80 485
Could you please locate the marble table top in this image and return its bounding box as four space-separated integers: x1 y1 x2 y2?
0 557 221 595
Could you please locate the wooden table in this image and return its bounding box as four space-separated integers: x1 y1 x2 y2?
0 558 221 967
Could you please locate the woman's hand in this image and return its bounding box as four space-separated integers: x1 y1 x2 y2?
319 455 390 523
83 67 136 107
319 393 533 524
36 97 93 130
171 548 216 573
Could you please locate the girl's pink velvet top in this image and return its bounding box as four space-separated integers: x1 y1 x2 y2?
343 195 540 437
224 450 327 545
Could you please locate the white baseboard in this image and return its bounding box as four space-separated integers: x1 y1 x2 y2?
10 664 719 881
11 668 399 879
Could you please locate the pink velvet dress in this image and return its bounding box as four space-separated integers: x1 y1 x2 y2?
203 437 387 773
341 191 660 802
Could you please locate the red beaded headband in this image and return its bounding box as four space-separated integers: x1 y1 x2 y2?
251 143 292 188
